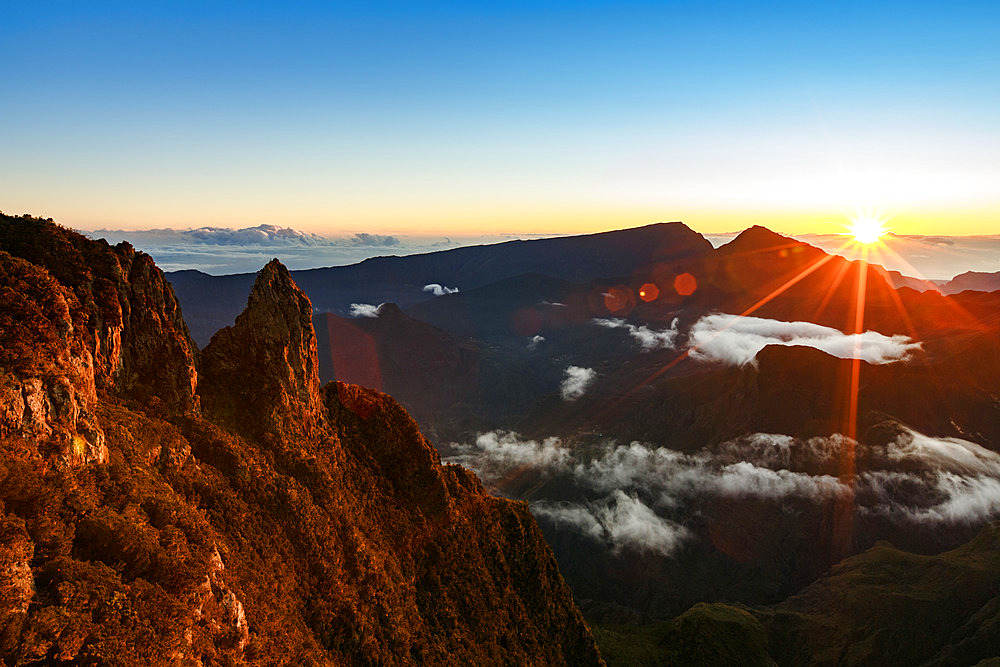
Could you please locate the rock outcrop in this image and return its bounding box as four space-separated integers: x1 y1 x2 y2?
0 213 198 415
0 251 105 464
199 258 324 442
0 216 603 665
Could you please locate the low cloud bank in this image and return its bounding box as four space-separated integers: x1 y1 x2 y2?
86 227 535 274
422 283 459 297
347 232 400 247
594 318 679 351
97 225 330 246
689 313 921 366
561 366 596 400
446 427 1000 556
91 225 401 248
349 303 383 318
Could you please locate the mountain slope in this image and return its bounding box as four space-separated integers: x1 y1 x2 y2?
592 521 1000 666
942 271 1000 295
167 221 713 346
764 521 1000 666
0 214 603 665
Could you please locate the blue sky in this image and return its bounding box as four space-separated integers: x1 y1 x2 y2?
3 1 998 235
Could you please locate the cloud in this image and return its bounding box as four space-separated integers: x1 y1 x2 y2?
534 493 690 556
347 232 401 247
422 283 460 297
916 236 956 246
97 224 331 246
187 225 327 245
595 492 690 555
594 317 680 351
529 502 606 540
87 228 531 274
527 335 545 350
914 475 1000 523
688 313 921 366
446 425 1000 556
561 366 596 400
571 436 847 508
445 431 569 486
349 303 383 318
878 428 1000 477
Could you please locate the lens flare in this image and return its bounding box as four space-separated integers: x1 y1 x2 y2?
638 283 659 302
848 216 887 244
673 273 698 296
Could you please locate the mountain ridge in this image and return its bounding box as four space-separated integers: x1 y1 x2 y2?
0 213 603 664
168 221 714 346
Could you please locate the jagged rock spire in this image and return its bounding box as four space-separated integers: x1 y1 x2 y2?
198 259 324 441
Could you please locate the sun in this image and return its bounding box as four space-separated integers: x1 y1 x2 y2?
848 216 887 244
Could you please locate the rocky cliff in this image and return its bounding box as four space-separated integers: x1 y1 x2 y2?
0 215 602 665
0 214 199 466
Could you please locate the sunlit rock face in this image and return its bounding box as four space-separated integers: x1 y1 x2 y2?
1 215 199 414
109 250 199 414
0 216 603 665
0 251 105 464
199 258 325 443
0 214 201 467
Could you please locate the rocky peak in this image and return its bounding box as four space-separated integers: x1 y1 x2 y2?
721 224 796 252
0 214 199 416
112 248 200 413
198 259 324 441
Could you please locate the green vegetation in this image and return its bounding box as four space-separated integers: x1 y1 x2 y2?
595 527 1000 666
595 603 775 666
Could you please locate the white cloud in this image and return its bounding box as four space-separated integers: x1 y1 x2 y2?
572 438 847 506
445 431 570 485
346 232 401 247
878 428 1000 476
595 492 690 555
447 425 1000 556
530 502 606 541
532 493 690 556
527 335 545 350
349 303 383 318
422 283 460 297
711 462 845 499
560 366 596 400
101 224 331 246
89 225 403 248
688 313 921 366
594 317 680 351
914 474 1000 523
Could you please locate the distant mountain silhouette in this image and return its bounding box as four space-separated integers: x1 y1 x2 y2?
885 269 942 292
168 221 713 346
942 270 1000 294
